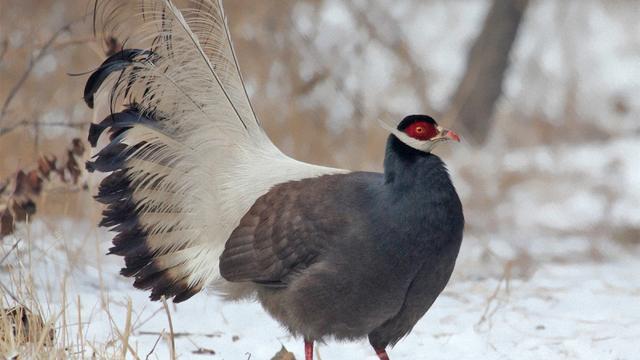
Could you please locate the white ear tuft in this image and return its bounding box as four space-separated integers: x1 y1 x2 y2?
377 118 435 152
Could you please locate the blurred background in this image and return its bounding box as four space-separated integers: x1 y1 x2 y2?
1 0 639 359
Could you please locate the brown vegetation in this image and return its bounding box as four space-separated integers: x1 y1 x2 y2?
0 138 86 238
0 0 638 358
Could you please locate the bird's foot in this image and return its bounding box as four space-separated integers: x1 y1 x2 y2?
374 347 390 360
305 339 314 360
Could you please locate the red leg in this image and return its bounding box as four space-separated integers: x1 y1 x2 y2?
374 347 390 360
304 339 314 360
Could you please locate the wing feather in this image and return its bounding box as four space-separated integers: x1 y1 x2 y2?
219 175 355 285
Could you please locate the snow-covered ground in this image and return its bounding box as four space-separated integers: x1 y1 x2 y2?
2 210 638 359
2 137 640 359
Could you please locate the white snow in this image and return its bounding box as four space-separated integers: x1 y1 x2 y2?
1 211 638 359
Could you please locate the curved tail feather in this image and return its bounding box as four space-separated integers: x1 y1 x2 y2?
87 0 346 302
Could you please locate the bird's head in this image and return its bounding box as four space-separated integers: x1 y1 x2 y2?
380 115 460 153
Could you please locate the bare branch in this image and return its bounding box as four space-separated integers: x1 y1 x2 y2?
345 2 433 115
0 38 8 65
443 0 530 143
0 120 87 137
161 297 176 360
145 330 164 360
0 16 86 123
50 36 97 51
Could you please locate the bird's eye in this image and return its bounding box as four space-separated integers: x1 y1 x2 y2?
405 121 438 140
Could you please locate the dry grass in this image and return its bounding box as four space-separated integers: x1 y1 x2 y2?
0 201 178 360
1 228 106 359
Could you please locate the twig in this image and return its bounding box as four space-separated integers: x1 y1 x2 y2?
132 306 164 333
121 299 133 360
475 261 513 331
0 278 27 308
50 36 97 51
0 237 28 308
145 330 165 360
0 239 22 266
0 119 87 137
77 295 84 357
161 297 176 360
137 330 222 338
0 38 8 65
0 16 85 123
345 2 433 115
0 27 68 122
187 337 217 355
104 300 142 360
34 309 62 352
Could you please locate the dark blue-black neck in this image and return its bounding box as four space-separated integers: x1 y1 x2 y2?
379 134 463 258
383 135 448 192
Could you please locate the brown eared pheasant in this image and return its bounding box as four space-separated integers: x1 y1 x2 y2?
84 1 464 359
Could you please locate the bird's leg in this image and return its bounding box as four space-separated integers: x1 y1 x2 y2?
304 339 314 360
374 347 390 360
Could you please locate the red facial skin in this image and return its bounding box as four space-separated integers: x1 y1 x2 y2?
404 121 438 141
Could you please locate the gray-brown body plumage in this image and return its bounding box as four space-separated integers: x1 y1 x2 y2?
221 136 464 348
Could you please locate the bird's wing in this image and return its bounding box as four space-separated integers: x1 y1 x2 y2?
86 0 347 302
219 173 367 286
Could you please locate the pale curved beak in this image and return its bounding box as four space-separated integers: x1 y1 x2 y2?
435 126 461 142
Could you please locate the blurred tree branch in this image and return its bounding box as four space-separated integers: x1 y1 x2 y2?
0 120 87 137
346 2 433 115
0 25 70 122
0 16 87 124
443 0 530 144
0 38 8 65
